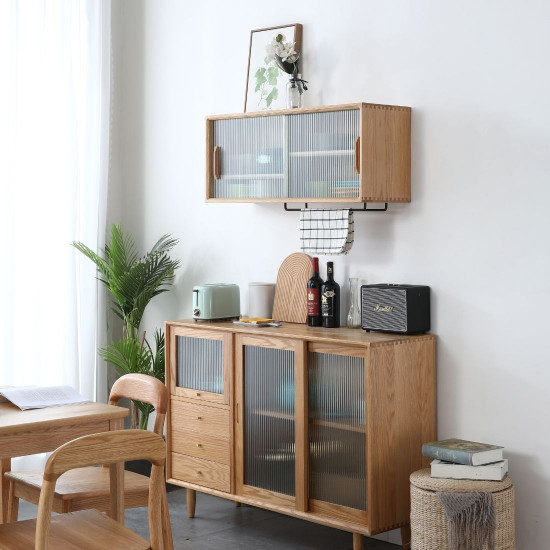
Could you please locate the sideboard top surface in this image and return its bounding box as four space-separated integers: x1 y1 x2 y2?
166 319 434 348
206 102 411 121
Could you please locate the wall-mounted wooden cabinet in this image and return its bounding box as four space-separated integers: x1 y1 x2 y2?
166 320 435 550
205 103 411 203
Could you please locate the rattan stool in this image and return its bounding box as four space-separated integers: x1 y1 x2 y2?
410 468 515 550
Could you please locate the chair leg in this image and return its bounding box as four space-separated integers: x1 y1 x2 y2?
186 489 196 519
161 485 173 549
6 481 18 523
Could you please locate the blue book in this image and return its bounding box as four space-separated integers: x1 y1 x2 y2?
422 438 504 466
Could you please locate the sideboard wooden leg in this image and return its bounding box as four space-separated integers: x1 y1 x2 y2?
187 488 196 518
353 532 363 550
235 501 241 507
401 524 411 549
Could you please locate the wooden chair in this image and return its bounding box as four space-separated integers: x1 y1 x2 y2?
5 374 173 548
0 430 167 549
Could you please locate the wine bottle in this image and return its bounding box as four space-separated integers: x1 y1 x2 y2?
307 257 323 327
321 261 340 328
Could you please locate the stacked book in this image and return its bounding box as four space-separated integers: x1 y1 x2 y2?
422 438 508 481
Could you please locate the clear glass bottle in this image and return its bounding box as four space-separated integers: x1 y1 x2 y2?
347 277 361 329
286 73 302 109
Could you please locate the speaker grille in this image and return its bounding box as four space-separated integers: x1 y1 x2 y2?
361 288 407 332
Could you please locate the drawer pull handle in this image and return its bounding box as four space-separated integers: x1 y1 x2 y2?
196 443 202 447
197 471 203 475
196 416 202 420
196 392 201 397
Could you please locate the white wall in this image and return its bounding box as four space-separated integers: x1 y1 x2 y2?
111 1 550 547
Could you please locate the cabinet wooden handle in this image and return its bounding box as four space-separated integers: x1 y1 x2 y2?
213 146 221 179
197 471 202 475
355 137 360 174
196 392 201 397
196 416 202 420
196 443 202 448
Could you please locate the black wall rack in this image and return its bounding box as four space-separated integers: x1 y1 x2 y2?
283 202 388 212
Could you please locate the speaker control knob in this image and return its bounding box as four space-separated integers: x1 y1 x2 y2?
193 308 200 317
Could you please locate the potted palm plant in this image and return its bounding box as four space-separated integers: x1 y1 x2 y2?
73 224 180 429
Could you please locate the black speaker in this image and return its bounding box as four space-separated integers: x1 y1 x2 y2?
361 284 430 334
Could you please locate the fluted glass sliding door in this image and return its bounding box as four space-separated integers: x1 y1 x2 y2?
307 343 368 521
235 334 306 508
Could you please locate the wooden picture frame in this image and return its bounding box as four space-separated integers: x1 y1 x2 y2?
244 23 303 113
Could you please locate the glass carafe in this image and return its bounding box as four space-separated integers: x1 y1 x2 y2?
347 277 361 329
286 74 302 109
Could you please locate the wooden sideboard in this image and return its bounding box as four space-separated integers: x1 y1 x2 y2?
165 320 436 550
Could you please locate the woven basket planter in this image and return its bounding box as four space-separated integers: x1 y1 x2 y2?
410 468 515 550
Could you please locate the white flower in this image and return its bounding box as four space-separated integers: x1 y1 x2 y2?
265 41 278 63
265 34 298 64
280 42 297 63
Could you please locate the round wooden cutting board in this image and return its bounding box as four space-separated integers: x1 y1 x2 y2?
272 253 313 324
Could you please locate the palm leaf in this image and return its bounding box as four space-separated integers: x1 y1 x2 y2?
100 337 155 427
71 242 114 283
73 224 180 337
150 234 179 255
99 337 153 376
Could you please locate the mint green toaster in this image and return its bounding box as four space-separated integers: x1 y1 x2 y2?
192 284 240 321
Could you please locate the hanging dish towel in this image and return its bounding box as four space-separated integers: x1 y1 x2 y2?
299 208 354 255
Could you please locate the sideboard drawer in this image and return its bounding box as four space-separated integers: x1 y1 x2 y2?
172 431 230 465
171 399 230 440
172 452 230 492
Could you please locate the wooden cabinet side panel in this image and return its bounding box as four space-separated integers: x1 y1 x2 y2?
367 337 435 533
165 322 174 480
361 105 411 203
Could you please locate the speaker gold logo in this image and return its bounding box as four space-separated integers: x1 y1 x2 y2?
374 304 393 312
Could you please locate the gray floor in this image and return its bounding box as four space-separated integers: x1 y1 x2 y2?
20 488 399 549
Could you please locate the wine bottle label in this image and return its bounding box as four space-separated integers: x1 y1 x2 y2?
321 290 336 317
307 288 320 315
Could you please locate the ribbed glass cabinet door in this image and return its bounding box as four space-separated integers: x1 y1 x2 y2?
213 116 285 199
308 349 367 511
288 109 360 199
241 344 296 497
177 335 223 394
171 328 230 405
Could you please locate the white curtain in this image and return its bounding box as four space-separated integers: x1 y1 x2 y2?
0 0 111 410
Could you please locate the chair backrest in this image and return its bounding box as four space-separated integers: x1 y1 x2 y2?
109 373 168 435
35 430 166 550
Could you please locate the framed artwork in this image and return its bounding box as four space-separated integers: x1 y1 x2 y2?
244 23 303 112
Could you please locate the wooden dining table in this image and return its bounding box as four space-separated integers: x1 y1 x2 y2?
0 401 128 524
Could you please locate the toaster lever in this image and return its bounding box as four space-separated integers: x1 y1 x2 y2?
193 289 200 317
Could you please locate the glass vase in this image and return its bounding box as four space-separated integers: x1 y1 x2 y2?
347 277 361 329
286 73 302 109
